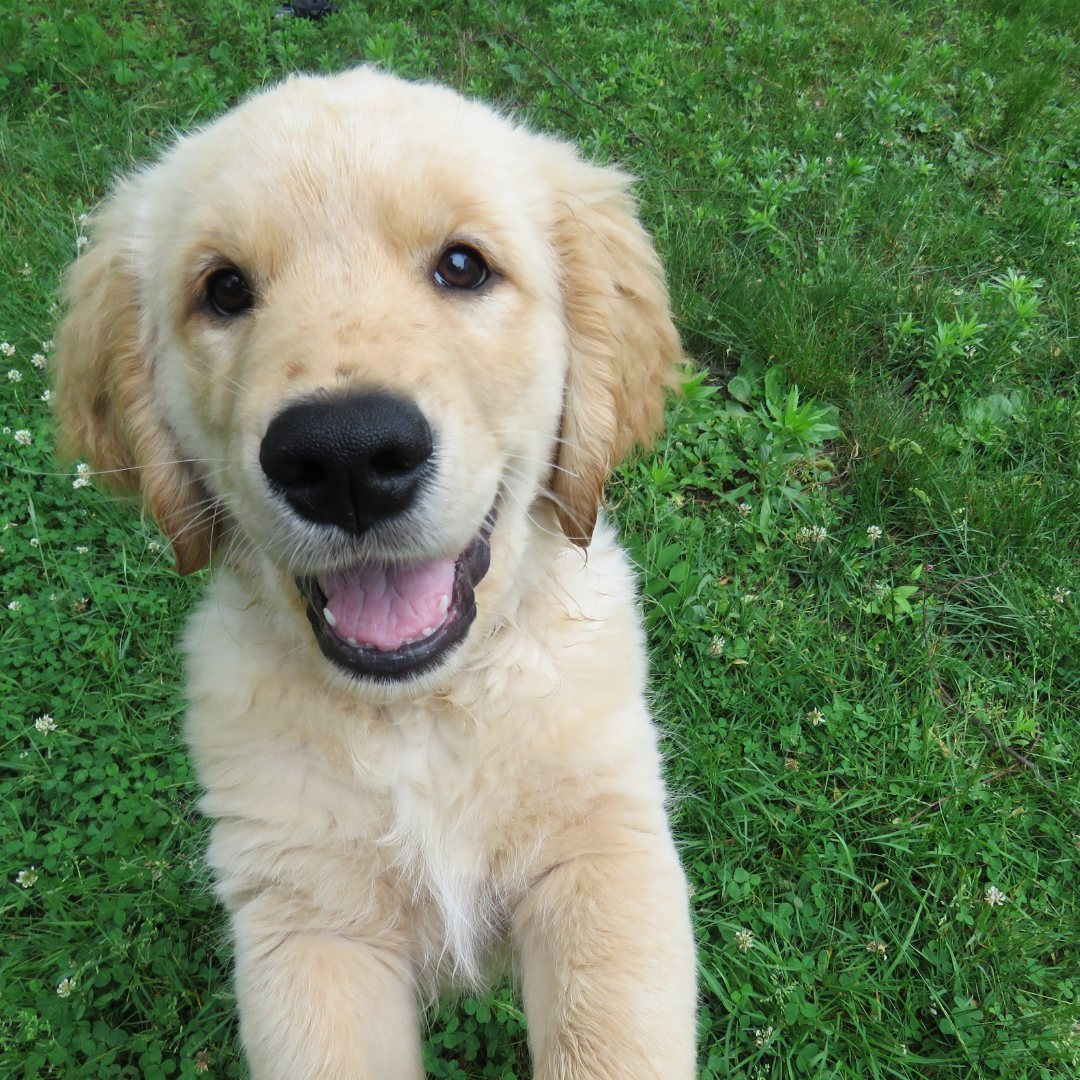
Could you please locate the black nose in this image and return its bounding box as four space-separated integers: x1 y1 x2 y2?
259 392 434 535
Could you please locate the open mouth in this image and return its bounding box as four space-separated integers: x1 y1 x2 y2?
296 510 496 680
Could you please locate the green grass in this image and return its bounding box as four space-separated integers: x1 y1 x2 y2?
2 1 1079 1077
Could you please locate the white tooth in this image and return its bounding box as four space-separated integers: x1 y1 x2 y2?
346 637 358 646
438 594 450 615
421 626 435 638
323 607 338 627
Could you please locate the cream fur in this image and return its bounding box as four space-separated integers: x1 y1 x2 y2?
53 68 696 1079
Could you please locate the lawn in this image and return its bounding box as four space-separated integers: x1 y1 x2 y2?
2 1 1079 1077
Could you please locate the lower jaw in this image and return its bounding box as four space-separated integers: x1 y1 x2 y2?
295 511 495 682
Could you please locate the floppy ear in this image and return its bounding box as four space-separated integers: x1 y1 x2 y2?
549 160 683 546
52 208 219 575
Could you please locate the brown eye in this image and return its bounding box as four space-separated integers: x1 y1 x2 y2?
434 245 489 290
205 267 254 316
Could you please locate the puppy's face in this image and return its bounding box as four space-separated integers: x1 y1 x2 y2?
150 77 570 683
54 70 680 693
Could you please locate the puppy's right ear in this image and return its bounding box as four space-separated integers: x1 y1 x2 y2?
545 156 682 547
52 208 218 575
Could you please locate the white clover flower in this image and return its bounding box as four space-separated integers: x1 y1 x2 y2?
31 353 47 368
76 235 89 249
0 342 15 357
148 541 162 553
807 708 825 726
40 389 52 402
16 868 38 888
2 426 10 434
709 635 725 656
35 714 57 733
866 940 887 957
734 928 754 952
14 430 31 446
56 978 76 999
20 263 31 276
76 463 91 477
29 538 39 547
985 885 1007 907
72 477 91 489
798 525 827 543
8 600 21 611
737 502 753 517
1053 588 1073 604
867 525 883 542
834 131 845 140
77 213 89 225
7 369 22 382
753 1026 774 1047
41 339 54 352
75 546 89 554
784 757 799 771
49 593 57 602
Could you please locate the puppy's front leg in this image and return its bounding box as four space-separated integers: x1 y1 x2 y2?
515 830 697 1080
229 890 423 1080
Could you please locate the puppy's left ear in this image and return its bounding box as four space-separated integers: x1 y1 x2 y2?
52 199 219 575
547 156 683 546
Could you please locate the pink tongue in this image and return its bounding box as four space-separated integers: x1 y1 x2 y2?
319 558 456 651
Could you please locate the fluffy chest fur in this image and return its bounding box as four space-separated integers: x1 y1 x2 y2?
183 523 665 990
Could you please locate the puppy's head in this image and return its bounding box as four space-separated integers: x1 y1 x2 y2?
53 69 681 690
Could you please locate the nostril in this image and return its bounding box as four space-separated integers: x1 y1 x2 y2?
369 447 422 477
272 456 328 490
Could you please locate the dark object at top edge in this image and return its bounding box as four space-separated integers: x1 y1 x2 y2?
279 0 339 20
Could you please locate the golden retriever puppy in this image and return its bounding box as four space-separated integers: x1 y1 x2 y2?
53 68 696 1080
